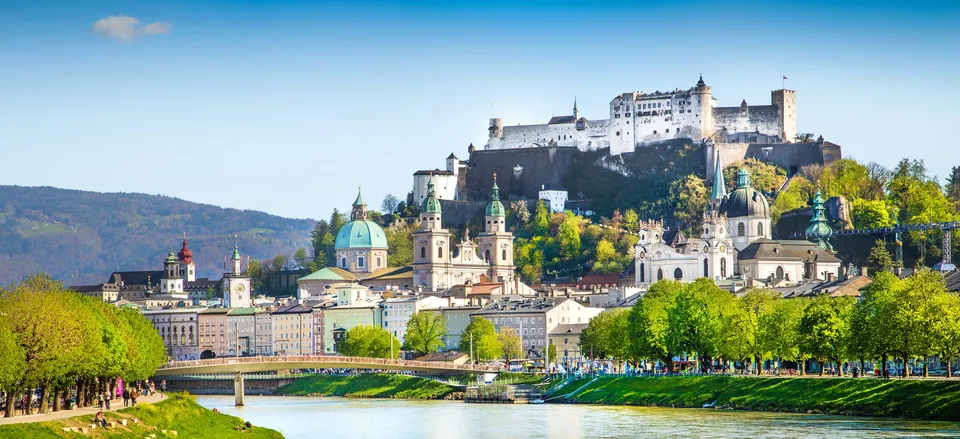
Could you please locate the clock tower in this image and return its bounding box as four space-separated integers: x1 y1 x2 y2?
223 241 252 308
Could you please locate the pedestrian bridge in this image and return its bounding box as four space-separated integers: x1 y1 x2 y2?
154 355 499 406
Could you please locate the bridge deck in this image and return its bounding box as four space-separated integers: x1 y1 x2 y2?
155 355 498 376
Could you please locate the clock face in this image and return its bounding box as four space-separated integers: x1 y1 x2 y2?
236 284 245 293
719 245 727 253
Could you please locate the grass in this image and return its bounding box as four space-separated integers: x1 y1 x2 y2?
563 376 960 421
275 374 457 399
0 393 284 439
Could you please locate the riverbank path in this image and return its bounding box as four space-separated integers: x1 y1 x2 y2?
0 393 167 425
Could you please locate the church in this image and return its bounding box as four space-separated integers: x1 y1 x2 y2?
634 154 841 288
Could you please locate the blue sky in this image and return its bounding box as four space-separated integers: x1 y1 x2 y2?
1 1 958 220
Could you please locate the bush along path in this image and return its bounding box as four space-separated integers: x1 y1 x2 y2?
557 376 960 421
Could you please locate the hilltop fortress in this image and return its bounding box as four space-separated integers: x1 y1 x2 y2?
486 75 796 155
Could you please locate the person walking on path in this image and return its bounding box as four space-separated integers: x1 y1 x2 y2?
122 388 129 408
103 391 110 410
130 389 138 406
160 380 167 396
97 392 103 409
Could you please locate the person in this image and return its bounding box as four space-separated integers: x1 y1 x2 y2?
95 410 107 428
97 392 103 409
130 388 138 406
103 391 111 410
160 380 167 396
122 388 129 407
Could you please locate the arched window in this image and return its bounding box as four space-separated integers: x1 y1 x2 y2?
657 268 663 281
757 222 764 237
377 257 382 267
674 267 683 280
420 247 426 259
720 258 727 278
484 250 490 262
776 266 784 279
639 263 645 282
438 246 443 258
502 249 507 261
703 258 709 277
738 222 745 236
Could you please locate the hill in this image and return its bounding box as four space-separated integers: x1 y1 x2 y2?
0 185 314 286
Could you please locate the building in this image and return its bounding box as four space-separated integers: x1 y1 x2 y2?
198 308 230 359
413 153 466 206
226 308 257 356
142 308 202 361
255 310 274 356
549 323 587 367
439 306 482 351
473 298 603 357
321 285 382 354
222 242 253 308
486 76 796 156
271 302 315 356
538 183 568 213
412 175 516 291
381 295 447 342
335 190 389 274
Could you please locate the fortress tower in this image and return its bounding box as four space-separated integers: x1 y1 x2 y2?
691 75 714 140
772 89 797 143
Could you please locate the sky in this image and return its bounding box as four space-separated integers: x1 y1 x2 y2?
1 0 958 220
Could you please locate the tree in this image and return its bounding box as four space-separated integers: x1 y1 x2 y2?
665 279 732 371
558 212 581 261
592 239 620 274
498 327 522 364
533 201 550 236
247 259 266 291
511 200 531 224
623 209 640 234
0 320 24 411
629 280 683 366
889 269 942 377
930 292 960 378
946 166 960 203
723 158 787 195
402 311 447 355
758 297 805 373
580 308 631 368
458 317 501 363
795 133 815 143
730 289 778 374
852 199 894 229
385 223 414 267
866 240 893 276
381 194 400 213
670 175 707 232
339 325 400 359
293 247 311 271
799 294 854 376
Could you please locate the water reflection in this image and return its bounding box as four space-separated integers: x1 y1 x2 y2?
195 396 960 439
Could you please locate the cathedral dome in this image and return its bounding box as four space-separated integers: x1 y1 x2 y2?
335 220 388 250
718 169 770 219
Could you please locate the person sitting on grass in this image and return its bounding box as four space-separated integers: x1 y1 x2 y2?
95 410 107 428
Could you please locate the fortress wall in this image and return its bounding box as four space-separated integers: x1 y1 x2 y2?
465 146 579 201
713 105 781 137
438 199 591 228
496 122 609 151
706 142 829 181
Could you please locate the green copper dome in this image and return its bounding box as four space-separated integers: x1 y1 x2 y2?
231 242 241 260
421 178 442 214
718 169 770 219
485 174 505 217
805 191 833 248
335 220 388 250
164 249 179 264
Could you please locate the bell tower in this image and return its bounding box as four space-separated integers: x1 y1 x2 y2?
161 249 185 296
412 177 451 289
223 239 252 308
477 173 514 285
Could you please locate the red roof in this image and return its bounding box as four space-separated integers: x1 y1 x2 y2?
177 235 194 264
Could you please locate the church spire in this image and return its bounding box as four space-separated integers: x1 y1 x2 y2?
421 176 442 214
351 187 368 220
805 191 833 249
485 173 505 217
573 97 579 119
711 152 726 202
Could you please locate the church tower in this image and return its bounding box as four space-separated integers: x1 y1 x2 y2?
573 97 579 120
177 233 196 282
161 249 185 297
412 177 452 289
709 151 726 212
222 241 252 308
477 174 514 285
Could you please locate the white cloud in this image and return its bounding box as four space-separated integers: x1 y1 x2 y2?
91 15 172 41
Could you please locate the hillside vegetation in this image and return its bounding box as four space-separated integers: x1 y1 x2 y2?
0 393 283 439
556 376 960 421
0 186 314 285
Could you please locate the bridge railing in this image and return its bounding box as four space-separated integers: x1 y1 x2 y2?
160 355 499 372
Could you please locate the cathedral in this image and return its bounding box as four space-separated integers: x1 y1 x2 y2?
412 175 517 292
634 154 841 287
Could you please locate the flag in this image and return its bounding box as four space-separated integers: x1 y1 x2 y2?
783 76 788 80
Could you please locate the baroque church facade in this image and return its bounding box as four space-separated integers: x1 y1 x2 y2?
412 175 516 292
635 154 841 287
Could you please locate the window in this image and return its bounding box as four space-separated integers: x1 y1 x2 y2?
502 249 507 261
657 268 663 281
420 247 426 259
776 266 785 279
738 222 745 236
358 257 364 268
721 258 727 278
438 246 443 258
484 250 490 262
703 258 708 277
666 128 670 133
341 257 346 268
615 131 620 136
674 268 683 280
639 263 645 282
377 257 381 267
757 222 764 237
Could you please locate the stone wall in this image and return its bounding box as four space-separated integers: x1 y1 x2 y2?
464 146 579 201
705 140 839 181
437 199 591 228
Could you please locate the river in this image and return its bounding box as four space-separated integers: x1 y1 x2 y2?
195 396 960 438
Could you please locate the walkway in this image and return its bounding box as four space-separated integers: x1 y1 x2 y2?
156 355 499 376
0 393 166 425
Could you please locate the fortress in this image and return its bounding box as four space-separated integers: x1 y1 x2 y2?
486 75 796 155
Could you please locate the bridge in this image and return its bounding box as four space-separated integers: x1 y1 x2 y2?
154 355 500 406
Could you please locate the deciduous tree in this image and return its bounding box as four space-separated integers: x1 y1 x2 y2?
458 318 501 363
402 311 447 355
497 327 522 364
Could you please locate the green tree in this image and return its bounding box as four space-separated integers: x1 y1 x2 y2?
293 247 311 270
628 280 683 366
340 325 400 359
385 223 414 267
799 294 854 376
730 289 778 374
866 240 893 276
890 269 942 377
795 133 815 143
593 239 619 274
852 199 894 229
558 212 581 261
381 194 400 213
758 297 806 373
497 327 522 364
623 209 640 234
723 158 787 194
458 317 501 363
402 311 447 355
946 166 960 203
580 308 631 367
247 259 266 291
533 201 550 236
670 175 707 232
665 279 732 371
930 292 960 378
0 320 24 410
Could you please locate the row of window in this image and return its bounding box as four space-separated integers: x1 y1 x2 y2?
736 222 765 237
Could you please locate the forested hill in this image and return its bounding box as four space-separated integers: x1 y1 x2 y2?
0 186 315 286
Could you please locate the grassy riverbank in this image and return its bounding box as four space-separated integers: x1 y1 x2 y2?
0 393 283 439
552 376 960 421
275 373 457 399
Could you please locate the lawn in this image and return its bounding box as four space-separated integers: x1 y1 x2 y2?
275 373 457 399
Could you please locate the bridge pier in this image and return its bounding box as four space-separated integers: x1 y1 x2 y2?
233 372 245 406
